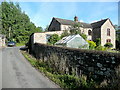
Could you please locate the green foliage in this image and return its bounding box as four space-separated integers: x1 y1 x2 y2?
22 51 97 89
95 45 108 51
104 42 113 48
44 25 49 32
60 30 70 38
95 38 101 46
48 34 60 45
0 1 43 43
116 30 120 42
60 23 87 41
87 40 96 50
80 33 87 40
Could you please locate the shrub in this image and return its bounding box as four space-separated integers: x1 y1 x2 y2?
87 40 96 50
48 34 60 45
95 45 109 51
60 30 70 38
104 42 113 48
80 33 87 40
95 38 101 46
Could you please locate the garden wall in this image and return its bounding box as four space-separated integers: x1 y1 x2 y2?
31 43 120 81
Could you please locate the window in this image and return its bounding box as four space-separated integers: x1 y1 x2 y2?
106 39 111 43
107 28 110 36
88 30 92 35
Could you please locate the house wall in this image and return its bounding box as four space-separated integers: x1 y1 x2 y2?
48 18 61 31
81 28 92 41
92 28 101 41
101 19 116 48
0 36 5 47
31 31 64 45
61 25 71 30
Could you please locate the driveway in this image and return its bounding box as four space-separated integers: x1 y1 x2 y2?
2 47 59 88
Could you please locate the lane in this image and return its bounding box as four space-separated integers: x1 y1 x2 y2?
2 47 59 88
0 48 2 89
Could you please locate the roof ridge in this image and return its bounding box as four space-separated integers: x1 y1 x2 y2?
91 18 108 24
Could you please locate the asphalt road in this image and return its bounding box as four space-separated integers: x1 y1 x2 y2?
0 48 2 89
2 47 59 88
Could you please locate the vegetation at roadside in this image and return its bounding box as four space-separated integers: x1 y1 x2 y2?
21 51 98 89
16 43 25 46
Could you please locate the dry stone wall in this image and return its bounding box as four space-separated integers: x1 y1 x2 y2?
31 43 120 81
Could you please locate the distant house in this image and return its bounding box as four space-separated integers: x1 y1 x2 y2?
0 34 6 47
55 34 89 49
48 16 116 48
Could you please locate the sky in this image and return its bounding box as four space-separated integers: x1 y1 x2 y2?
12 2 119 29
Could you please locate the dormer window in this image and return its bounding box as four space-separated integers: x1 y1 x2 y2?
88 30 92 35
107 28 110 36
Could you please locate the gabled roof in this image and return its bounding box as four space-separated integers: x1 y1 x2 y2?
55 34 81 44
91 18 108 29
54 17 92 28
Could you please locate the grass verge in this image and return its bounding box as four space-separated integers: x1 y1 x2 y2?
16 43 25 46
21 51 98 89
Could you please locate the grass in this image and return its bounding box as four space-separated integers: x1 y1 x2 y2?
21 51 98 89
16 43 25 46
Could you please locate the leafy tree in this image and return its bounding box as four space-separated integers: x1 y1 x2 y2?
60 30 70 39
80 33 87 40
44 25 49 32
69 23 81 35
0 1 43 43
116 30 120 42
48 34 60 45
95 38 101 46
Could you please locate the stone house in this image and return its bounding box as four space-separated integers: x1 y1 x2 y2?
0 34 6 47
55 34 89 49
48 16 116 48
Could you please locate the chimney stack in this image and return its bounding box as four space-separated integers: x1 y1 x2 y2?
74 16 78 22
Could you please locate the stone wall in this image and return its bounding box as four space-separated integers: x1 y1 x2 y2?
101 19 116 48
31 43 120 81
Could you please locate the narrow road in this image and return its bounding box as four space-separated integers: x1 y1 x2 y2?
2 47 59 88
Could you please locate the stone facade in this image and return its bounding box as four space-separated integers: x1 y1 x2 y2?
0 34 5 47
48 17 116 48
29 31 63 51
101 19 116 48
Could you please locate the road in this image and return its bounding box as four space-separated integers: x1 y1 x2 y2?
2 47 59 88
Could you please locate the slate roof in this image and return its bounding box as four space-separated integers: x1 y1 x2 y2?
54 17 92 28
91 18 108 29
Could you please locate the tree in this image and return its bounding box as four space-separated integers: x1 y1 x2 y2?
80 33 87 40
44 25 49 32
48 34 60 45
116 30 120 42
69 23 81 35
95 38 101 46
0 1 43 43
60 30 70 39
